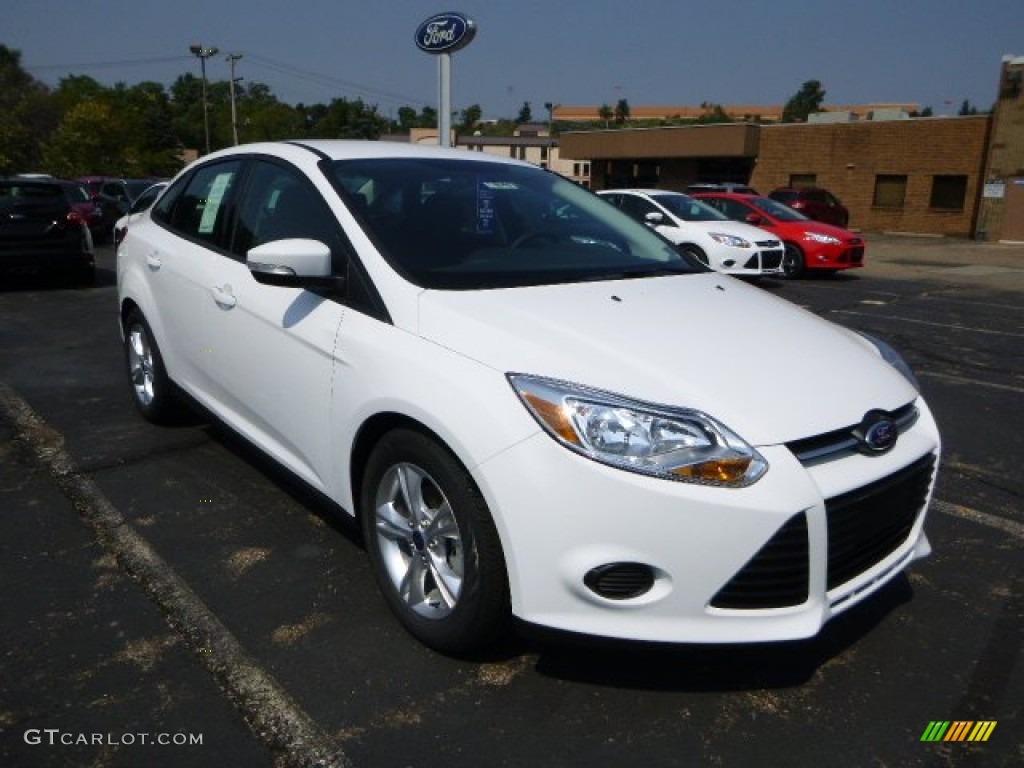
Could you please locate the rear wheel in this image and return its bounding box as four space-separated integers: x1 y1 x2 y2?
781 243 805 279
123 308 181 423
361 429 510 655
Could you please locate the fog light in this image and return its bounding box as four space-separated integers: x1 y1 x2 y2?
584 563 655 600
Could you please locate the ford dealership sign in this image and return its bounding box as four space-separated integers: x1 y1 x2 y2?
415 12 477 54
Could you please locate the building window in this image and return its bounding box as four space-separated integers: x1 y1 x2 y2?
509 147 516 158
930 175 968 210
518 146 526 160
573 163 581 177
540 146 549 161
789 173 816 188
873 175 907 208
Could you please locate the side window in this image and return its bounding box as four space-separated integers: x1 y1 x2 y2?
619 195 658 223
231 161 337 260
719 199 748 220
164 160 243 248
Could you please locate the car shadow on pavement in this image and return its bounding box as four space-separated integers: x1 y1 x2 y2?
522 575 913 690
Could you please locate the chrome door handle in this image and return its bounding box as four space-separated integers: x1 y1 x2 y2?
145 253 162 270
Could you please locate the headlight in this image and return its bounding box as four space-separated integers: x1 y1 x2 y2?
804 232 841 245
508 374 768 487
708 233 751 248
857 332 920 392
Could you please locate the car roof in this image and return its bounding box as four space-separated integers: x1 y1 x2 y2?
598 188 692 197
197 139 540 169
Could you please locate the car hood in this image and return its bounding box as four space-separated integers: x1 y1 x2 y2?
672 219 782 243
416 273 915 445
775 219 860 240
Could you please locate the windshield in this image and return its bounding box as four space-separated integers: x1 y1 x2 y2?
650 193 729 222
749 196 810 222
329 158 703 289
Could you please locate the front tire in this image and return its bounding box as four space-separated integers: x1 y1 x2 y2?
781 242 805 279
679 243 710 268
361 429 510 655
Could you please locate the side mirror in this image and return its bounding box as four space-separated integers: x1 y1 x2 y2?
745 213 767 225
247 239 343 292
644 211 665 226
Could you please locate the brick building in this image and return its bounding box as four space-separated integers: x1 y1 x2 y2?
557 56 1024 239
750 117 990 237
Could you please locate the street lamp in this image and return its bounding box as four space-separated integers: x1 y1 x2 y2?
189 44 219 155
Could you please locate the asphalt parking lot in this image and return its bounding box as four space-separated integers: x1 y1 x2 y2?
1 235 1021 767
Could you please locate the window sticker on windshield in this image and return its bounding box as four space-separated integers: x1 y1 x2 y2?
198 172 233 234
476 181 496 235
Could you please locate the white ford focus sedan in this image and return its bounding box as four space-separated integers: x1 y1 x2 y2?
598 189 785 276
117 141 940 654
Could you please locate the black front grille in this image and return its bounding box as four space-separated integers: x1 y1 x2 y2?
710 513 809 609
826 454 935 590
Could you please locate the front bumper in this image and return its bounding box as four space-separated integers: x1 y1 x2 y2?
473 398 939 643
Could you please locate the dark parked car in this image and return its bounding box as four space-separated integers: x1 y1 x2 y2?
1 178 95 284
77 176 132 239
769 187 850 228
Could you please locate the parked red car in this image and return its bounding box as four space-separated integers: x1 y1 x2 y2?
693 192 864 278
56 180 105 241
769 186 850 228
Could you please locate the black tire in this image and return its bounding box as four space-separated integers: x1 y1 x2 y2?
781 242 805 279
360 428 510 655
679 243 709 268
122 308 181 424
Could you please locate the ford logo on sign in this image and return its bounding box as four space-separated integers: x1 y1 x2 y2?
415 12 477 54
853 410 899 455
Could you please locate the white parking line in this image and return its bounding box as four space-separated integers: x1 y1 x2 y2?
933 499 1024 540
917 370 1024 394
0 382 351 768
831 309 1024 338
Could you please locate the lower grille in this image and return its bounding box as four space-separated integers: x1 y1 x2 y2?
760 250 784 270
826 454 935 590
710 513 809 609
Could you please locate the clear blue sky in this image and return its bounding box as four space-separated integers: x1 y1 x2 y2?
6 0 1022 119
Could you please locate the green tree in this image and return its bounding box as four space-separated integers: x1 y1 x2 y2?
696 102 731 124
516 101 533 124
0 45 56 174
598 104 614 127
958 99 978 116
782 80 826 123
42 100 125 176
458 104 483 133
614 99 631 124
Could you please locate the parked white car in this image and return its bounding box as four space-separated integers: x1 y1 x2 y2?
113 181 168 250
598 189 784 276
117 141 940 654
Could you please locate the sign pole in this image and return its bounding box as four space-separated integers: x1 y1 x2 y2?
439 53 451 148
415 12 477 150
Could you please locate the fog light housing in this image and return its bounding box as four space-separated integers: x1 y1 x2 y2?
584 563 656 600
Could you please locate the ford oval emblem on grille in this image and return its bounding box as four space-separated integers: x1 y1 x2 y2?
854 410 899 455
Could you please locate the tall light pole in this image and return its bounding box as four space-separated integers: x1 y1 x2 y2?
226 53 242 146
189 44 219 155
